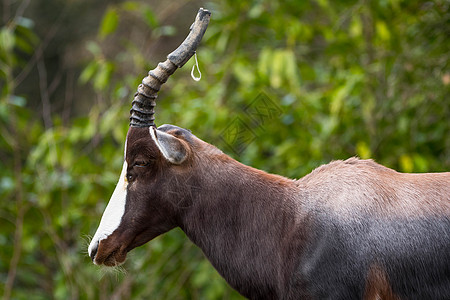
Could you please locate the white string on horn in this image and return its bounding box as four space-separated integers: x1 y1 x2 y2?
191 52 202 81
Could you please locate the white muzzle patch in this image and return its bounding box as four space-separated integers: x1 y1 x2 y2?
88 160 128 262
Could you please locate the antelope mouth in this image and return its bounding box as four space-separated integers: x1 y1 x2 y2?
103 250 125 267
93 240 129 267
90 230 155 266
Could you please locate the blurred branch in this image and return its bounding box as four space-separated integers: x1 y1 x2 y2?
0 0 29 26
166 242 195 298
13 0 31 23
48 65 64 97
41 208 78 299
14 4 68 87
62 70 74 125
2 0 10 24
111 276 133 300
37 59 53 129
3 204 24 300
3 121 27 300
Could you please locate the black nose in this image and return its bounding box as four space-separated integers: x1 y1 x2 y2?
90 244 98 262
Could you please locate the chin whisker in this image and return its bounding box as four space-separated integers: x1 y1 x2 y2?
80 234 93 257
113 264 128 277
96 262 127 280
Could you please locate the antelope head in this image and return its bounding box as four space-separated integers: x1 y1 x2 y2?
88 8 211 266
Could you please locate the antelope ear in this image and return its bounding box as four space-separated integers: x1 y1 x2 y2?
149 127 188 164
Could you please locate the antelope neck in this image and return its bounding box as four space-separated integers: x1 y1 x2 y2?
178 159 300 298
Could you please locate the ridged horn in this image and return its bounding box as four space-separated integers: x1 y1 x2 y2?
130 8 211 127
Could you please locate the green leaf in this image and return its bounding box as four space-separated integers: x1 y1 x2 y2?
9 95 26 107
376 20 390 42
0 27 15 52
99 7 119 39
284 50 300 89
350 16 362 38
79 61 98 84
258 47 272 79
356 141 371 159
155 25 176 37
143 7 158 28
93 61 114 91
86 41 101 56
0 176 14 194
122 1 140 12
270 49 285 88
400 154 414 173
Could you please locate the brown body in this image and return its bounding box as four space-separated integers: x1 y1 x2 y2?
86 10 449 298
89 126 450 299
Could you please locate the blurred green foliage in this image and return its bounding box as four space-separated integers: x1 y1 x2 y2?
1 0 449 299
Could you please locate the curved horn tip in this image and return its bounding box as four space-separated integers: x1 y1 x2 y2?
129 8 211 127
198 8 211 19
167 8 211 68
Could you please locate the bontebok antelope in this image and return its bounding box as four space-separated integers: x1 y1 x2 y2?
88 8 450 299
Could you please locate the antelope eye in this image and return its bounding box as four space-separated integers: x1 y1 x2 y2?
134 161 149 167
126 173 134 182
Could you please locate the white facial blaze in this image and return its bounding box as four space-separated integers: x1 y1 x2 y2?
88 159 128 260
